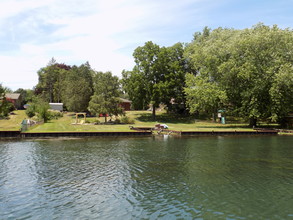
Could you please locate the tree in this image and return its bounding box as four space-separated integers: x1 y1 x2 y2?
35 58 71 103
121 69 149 110
185 24 293 126
123 41 190 118
0 84 12 117
88 71 124 122
185 73 227 121
132 41 162 119
61 63 93 112
25 97 51 122
269 64 293 125
159 43 191 113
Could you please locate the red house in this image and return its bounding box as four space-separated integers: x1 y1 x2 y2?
119 98 132 111
5 93 22 109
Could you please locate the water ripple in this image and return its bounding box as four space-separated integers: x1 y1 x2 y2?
0 136 292 219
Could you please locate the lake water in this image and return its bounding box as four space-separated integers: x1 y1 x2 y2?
0 135 292 220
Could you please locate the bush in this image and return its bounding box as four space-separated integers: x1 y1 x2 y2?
37 104 51 123
85 118 100 124
25 105 36 118
120 116 135 124
114 118 121 124
0 99 14 117
49 111 63 120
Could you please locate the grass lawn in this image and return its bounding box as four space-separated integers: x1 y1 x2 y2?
25 110 255 132
2 110 277 132
0 110 26 131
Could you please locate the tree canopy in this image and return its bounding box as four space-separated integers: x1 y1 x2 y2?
122 41 190 119
88 71 124 122
185 24 293 126
35 59 94 112
61 63 94 112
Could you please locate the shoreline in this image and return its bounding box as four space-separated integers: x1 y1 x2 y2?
0 130 279 138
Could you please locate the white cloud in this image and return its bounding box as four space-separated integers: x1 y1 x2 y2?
0 0 53 20
6 0 288 90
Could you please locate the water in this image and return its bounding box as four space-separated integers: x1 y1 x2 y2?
0 136 292 220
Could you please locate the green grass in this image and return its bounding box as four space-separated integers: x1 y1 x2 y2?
0 110 26 131
0 110 284 132
28 110 254 132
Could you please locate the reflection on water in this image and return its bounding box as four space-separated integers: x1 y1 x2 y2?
0 136 292 219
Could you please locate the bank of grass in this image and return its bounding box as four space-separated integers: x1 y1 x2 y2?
1 110 281 133
0 110 26 131
26 110 254 133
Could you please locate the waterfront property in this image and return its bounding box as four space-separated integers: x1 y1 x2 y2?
5 93 22 109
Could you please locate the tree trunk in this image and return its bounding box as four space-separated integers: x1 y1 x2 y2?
104 115 107 123
212 111 217 122
249 118 257 127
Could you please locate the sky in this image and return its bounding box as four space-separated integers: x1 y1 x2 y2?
0 0 292 90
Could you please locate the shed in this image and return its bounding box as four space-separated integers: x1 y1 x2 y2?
119 98 132 111
49 103 63 111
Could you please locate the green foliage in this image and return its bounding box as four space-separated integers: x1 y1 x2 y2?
0 84 13 117
25 98 51 122
88 71 124 122
185 23 293 126
120 116 135 124
185 73 227 121
37 103 51 123
49 111 63 120
269 64 293 124
0 99 14 117
61 63 93 112
36 58 61 102
123 41 190 118
25 105 36 118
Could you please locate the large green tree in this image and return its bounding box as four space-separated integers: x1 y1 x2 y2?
123 41 190 119
36 58 71 103
185 24 293 126
121 69 148 110
61 63 94 112
88 71 124 122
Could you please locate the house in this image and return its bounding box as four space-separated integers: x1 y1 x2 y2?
119 98 132 111
49 103 63 111
5 93 22 109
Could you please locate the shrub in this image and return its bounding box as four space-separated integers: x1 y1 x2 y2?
85 118 100 124
120 116 135 124
37 104 51 123
49 111 63 120
25 104 37 118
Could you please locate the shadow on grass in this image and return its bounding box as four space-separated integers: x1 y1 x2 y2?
197 125 250 129
137 113 196 124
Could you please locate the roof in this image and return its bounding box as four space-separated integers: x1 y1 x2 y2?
5 93 21 100
49 103 63 106
119 98 132 103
